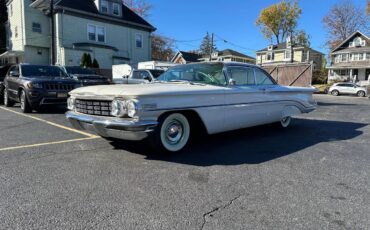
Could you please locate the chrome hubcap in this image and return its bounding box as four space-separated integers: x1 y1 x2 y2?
4 90 7 104
165 120 183 145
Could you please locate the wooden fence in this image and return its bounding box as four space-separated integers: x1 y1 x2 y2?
261 63 313 87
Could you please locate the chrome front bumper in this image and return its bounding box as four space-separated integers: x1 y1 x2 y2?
66 111 158 141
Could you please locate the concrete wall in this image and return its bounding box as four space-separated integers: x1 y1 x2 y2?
23 46 49 65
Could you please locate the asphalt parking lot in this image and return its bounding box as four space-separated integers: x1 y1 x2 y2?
0 94 369 229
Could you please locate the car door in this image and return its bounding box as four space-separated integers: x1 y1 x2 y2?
5 65 20 100
340 83 354 94
224 66 270 131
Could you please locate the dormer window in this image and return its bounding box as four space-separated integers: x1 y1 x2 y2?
101 0 108 13
267 45 273 51
100 0 121 17
112 3 120 16
350 37 366 47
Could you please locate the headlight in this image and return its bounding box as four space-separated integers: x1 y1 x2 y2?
126 100 137 118
67 97 75 110
27 82 43 89
111 99 127 117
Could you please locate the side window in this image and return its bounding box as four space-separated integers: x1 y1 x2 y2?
132 71 150 80
141 71 151 80
7 66 18 76
227 67 255 85
255 68 274 85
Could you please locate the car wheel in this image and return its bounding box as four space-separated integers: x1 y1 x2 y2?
357 91 365 97
280 116 292 128
331 90 339 96
150 113 191 153
3 88 15 107
20 90 32 113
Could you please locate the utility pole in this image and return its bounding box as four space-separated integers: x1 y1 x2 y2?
50 0 56 65
290 30 294 63
209 33 214 62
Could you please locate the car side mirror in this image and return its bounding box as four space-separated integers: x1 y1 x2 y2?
228 78 236 86
9 71 19 77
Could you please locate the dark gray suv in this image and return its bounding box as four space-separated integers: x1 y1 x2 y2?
3 64 80 113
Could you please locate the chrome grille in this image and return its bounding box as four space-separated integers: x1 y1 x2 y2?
44 83 74 91
75 99 112 116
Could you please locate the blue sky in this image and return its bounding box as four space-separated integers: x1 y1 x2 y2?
148 0 368 57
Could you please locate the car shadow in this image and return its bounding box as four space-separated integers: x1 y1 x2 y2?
317 102 359 107
108 118 366 166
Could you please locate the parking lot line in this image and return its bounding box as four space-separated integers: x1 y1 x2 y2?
0 107 97 138
0 137 99 152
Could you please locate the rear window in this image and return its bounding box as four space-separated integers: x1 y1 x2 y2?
21 65 68 78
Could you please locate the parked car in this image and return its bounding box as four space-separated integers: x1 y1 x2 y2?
0 64 12 104
328 82 367 97
66 62 317 153
60 66 111 86
113 69 165 84
3 64 80 113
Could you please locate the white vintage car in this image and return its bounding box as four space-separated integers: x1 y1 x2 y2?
66 62 317 153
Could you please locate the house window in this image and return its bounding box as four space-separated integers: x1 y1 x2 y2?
32 22 42 33
135 34 143 48
284 50 291 60
101 0 108 13
87 25 105 43
353 37 362 47
266 52 274 61
88 25 96 41
366 53 370 60
112 3 120 16
96 26 105 42
341 54 347 62
359 53 364 60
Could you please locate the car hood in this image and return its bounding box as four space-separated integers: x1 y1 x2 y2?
24 77 78 83
69 83 226 99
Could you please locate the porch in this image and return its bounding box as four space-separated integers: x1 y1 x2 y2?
0 51 24 65
328 67 370 85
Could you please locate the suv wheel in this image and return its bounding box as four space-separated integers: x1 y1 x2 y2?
357 91 365 97
331 90 339 96
3 88 15 107
20 90 32 113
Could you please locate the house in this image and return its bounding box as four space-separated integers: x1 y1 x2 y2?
0 0 156 69
256 38 324 70
200 49 255 64
327 31 370 85
171 51 202 64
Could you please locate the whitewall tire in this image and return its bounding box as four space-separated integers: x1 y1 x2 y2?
151 113 191 153
280 116 292 128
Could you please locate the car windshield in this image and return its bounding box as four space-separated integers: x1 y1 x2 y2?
149 70 165 79
65 67 95 75
21 65 69 78
156 63 226 86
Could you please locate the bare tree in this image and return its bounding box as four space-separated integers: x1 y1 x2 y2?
151 34 175 61
122 0 152 18
323 0 369 49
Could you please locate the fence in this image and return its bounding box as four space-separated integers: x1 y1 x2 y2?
261 63 313 87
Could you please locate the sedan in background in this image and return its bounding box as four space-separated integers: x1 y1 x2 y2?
328 83 367 97
61 66 111 86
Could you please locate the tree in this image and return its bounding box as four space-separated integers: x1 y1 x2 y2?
256 0 302 44
92 59 100 68
294 30 310 47
122 0 152 17
367 0 370 15
323 0 369 49
151 34 175 61
199 32 217 56
80 53 92 68
0 0 8 54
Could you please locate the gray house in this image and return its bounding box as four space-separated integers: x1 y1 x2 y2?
0 0 156 69
327 31 370 85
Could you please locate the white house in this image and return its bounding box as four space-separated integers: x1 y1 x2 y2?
0 0 156 69
327 31 370 85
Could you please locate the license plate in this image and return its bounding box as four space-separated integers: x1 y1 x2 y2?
57 93 68 98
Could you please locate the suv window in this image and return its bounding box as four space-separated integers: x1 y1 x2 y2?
227 67 255 85
7 66 19 77
255 68 275 85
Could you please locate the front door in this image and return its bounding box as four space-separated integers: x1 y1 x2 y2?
353 69 359 81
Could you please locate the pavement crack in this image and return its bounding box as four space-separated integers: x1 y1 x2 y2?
200 195 242 230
